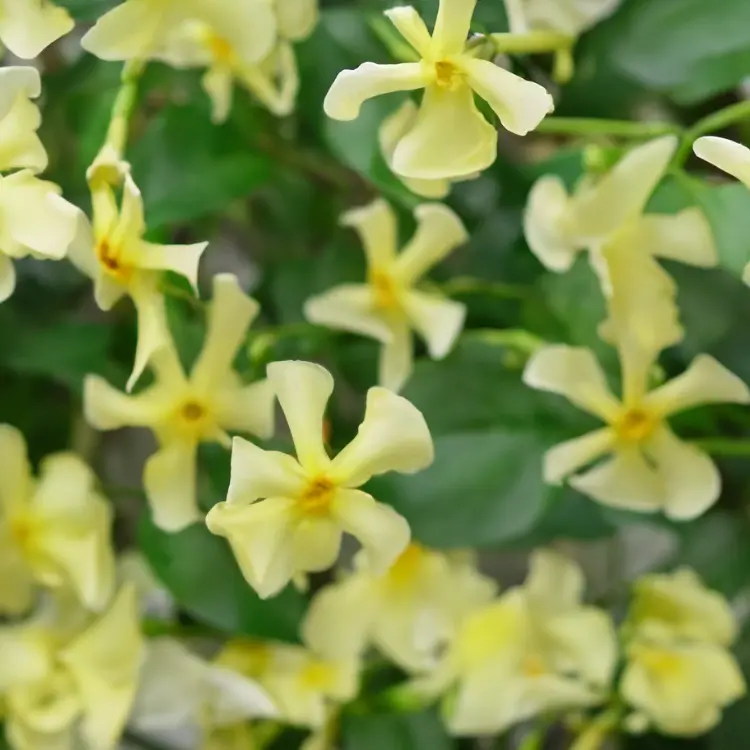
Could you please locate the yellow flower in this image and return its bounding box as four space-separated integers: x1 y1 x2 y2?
524 136 716 274
621 637 745 736
270 0 318 42
0 0 73 58
68 172 207 390
524 344 750 518
156 24 297 122
323 0 553 179
84 274 275 532
206 359 434 598
0 584 143 750
504 0 622 36
627 568 737 646
305 198 467 392
219 639 359 730
0 67 47 174
0 424 115 616
303 544 496 672
129 638 277 742
417 549 615 735
694 135 750 284
378 100 479 198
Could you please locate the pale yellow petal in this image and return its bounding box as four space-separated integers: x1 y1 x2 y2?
275 0 318 40
0 67 40 122
129 285 170 392
331 387 434 486
543 428 616 484
462 58 553 136
448 666 522 735
304 284 393 343
0 0 73 59
646 354 750 417
291 517 342 573
431 0 476 56
402 291 465 359
379 319 413 392
94 274 127 311
110 173 145 249
205 497 297 599
227 436 307 504
0 250 16 302
394 203 467 284
215 378 276 440
525 548 584 613
391 85 496 179
237 42 299 117
523 345 620 421
631 208 716 268
60 584 143 749
332 489 411 573
190 274 259 390
133 240 207 290
384 6 432 56
0 96 46 174
324 62 427 121
379 101 451 198
0 171 79 260
83 376 167 430
646 427 720 521
0 423 31 512
0 628 51 692
203 66 234 124
0 538 34 616
64 211 99 282
200 0 277 65
523 175 580 272
266 360 334 473
143 442 200 532
570 446 663 513
302 575 379 658
694 136 750 190
340 198 398 269
81 0 170 61
570 135 678 240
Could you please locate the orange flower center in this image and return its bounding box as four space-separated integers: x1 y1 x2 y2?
96 237 132 282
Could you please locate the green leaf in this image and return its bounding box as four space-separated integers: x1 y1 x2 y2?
341 709 454 750
129 101 272 229
138 515 307 642
56 0 118 21
611 0 750 104
372 428 553 547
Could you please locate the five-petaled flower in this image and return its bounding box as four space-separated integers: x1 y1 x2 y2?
305 198 467 392
206 359 434 598
324 0 553 179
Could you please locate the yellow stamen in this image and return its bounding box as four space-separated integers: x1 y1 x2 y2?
299 477 335 515
434 60 464 91
615 408 657 442
96 237 132 282
207 33 235 64
369 268 401 310
300 659 337 690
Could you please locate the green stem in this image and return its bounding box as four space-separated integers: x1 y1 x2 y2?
517 725 545 750
105 58 146 157
490 31 573 55
140 618 220 639
468 328 546 355
535 117 681 139
691 438 750 457
440 276 529 300
675 99 750 166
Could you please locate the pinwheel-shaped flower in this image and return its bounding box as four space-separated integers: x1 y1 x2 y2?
0 425 115 616
303 545 496 672
416 550 616 735
69 171 207 390
324 0 553 179
84 274 275 532
524 345 750 519
206 359 434 599
0 0 73 58
305 198 467 392
0 585 143 750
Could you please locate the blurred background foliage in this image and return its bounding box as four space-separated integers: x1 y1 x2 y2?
9 0 750 747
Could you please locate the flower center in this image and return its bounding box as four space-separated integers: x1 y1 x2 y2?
96 237 132 282
300 659 338 690
299 477 336 516
434 60 464 91
170 398 215 441
615 408 657 443
522 653 547 678
369 268 401 310
387 543 426 588
9 513 37 554
636 646 684 678
217 641 271 679
206 32 235 63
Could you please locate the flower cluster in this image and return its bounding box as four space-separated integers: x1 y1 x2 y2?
1 0 750 749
